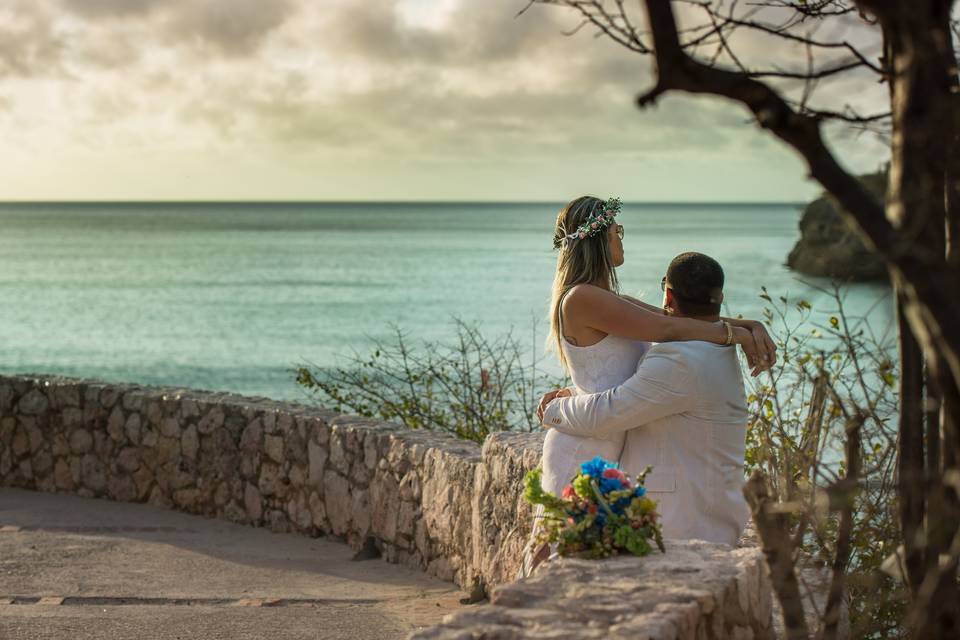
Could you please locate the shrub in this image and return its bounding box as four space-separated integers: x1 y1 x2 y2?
295 319 565 444
745 284 902 638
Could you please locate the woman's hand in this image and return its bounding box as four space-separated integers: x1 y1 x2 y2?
732 326 766 376
537 387 572 424
748 322 777 369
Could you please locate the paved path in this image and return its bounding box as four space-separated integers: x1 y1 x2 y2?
0 489 465 640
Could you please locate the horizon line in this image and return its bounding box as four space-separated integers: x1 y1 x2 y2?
0 199 807 206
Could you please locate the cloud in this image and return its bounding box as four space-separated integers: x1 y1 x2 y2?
165 0 294 56
0 3 65 78
58 0 165 20
0 0 892 200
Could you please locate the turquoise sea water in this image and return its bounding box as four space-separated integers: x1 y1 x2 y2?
0 202 893 401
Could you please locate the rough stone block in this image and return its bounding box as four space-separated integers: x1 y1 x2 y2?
32 451 53 476
258 461 283 497
17 389 49 415
244 482 263 521
146 402 162 427
108 474 137 502
264 435 284 464
123 413 140 444
0 417 14 445
53 458 73 490
288 463 306 488
99 387 120 409
308 491 327 529
284 428 306 464
173 488 201 511
323 470 352 536
122 391 144 412
370 472 400 541
62 408 83 429
80 454 107 492
268 509 289 533
181 425 199 460
329 430 349 474
181 398 200 419
53 384 81 409
351 487 370 539
240 418 262 451
0 383 15 414
214 480 231 507
0 450 12 478
133 465 154 499
106 406 126 441
159 417 181 439
117 447 141 473
399 471 421 502
198 407 225 434
12 426 30 458
307 439 326 489
147 486 172 509
287 491 311 531
398 501 418 536
155 435 180 462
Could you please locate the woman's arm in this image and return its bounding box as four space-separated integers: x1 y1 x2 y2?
620 293 776 367
566 286 758 361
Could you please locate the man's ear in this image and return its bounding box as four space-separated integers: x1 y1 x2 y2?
663 288 676 314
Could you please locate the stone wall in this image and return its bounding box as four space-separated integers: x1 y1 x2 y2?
0 374 536 592
413 541 774 640
0 374 774 638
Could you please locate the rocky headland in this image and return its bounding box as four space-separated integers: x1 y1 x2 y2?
787 173 888 282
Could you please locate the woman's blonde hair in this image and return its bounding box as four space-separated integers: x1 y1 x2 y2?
547 195 620 373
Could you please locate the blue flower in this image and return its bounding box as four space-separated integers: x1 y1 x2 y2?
580 456 617 479
634 485 647 498
599 476 623 494
612 496 632 514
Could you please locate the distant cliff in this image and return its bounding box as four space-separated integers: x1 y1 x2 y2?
787 173 888 282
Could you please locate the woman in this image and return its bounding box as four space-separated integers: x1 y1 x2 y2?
519 195 774 576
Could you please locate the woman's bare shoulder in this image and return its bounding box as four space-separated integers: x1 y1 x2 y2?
563 284 617 312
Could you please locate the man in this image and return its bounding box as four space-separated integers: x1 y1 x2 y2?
539 252 750 547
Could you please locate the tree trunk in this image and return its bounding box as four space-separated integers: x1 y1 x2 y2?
899 295 927 594
879 2 960 636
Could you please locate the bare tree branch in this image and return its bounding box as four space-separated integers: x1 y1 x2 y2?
821 414 862 640
744 471 812 640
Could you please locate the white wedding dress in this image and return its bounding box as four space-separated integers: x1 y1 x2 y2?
520 298 649 576
541 320 650 496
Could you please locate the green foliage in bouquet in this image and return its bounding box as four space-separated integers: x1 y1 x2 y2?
524 456 665 559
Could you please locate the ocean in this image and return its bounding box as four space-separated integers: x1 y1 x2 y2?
0 202 894 402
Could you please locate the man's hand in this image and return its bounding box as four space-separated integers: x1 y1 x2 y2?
537 387 572 424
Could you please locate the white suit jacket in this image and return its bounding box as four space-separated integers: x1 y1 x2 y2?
542 340 749 547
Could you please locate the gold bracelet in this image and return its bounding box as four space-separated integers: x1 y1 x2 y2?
724 321 734 346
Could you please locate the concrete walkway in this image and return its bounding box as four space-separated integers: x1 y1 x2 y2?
0 489 466 640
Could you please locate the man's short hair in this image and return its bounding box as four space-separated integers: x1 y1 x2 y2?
665 252 724 316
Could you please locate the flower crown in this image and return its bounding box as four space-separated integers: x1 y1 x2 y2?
556 197 622 249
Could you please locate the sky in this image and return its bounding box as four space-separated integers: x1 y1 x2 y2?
0 0 891 202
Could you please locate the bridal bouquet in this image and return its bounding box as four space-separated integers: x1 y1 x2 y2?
524 456 665 559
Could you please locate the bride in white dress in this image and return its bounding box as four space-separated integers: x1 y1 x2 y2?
520 196 774 575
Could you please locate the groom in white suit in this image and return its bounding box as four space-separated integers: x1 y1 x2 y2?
540 252 750 547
